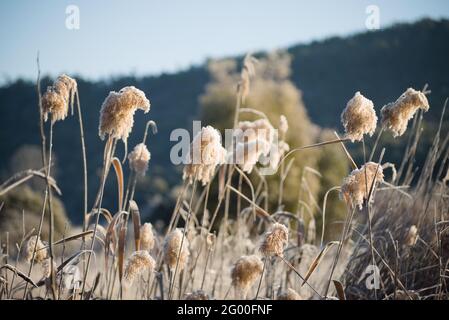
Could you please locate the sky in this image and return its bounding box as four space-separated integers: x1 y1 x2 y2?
0 0 448 84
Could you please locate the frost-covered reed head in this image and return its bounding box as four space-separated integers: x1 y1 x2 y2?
231 255 264 295
163 228 190 271
238 53 257 103
260 222 289 257
340 162 384 210
381 88 429 137
185 290 210 300
183 126 227 186
128 143 151 176
233 118 275 173
140 222 155 252
277 288 303 300
341 92 377 142
405 225 418 247
42 74 77 123
25 235 47 263
99 86 150 142
123 250 155 285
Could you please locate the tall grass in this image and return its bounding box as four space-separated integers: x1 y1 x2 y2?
0 54 447 301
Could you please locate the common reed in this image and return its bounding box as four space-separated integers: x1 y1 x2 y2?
182 126 227 186
1 51 447 303
381 88 430 137
341 92 377 142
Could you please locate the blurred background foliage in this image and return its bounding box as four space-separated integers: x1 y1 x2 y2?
0 19 448 242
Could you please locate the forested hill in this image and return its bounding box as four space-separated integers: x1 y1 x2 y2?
1 18 448 224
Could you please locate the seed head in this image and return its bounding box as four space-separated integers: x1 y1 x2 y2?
26 235 47 263
277 288 303 300
42 74 77 123
183 126 227 186
381 88 429 137
99 86 150 142
231 255 264 294
233 118 275 173
163 228 190 271
341 92 377 142
128 143 151 176
260 223 289 257
340 162 384 210
140 223 155 252
123 250 155 285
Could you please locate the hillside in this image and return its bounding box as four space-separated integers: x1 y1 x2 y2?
0 18 448 224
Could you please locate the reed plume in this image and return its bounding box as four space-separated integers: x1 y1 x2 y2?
341 91 377 142
340 162 384 210
98 86 150 142
183 126 227 186
25 235 47 263
277 288 303 300
128 143 151 176
123 250 155 285
41 74 77 123
381 88 429 137
233 118 275 173
140 222 155 251
163 228 190 271
231 255 264 298
260 222 289 257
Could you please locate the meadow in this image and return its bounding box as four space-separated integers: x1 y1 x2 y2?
0 52 447 301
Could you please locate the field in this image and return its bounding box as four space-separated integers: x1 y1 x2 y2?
0 52 448 301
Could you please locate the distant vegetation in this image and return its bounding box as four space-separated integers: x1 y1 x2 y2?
0 18 448 225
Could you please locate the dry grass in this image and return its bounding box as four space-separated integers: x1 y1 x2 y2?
0 55 447 301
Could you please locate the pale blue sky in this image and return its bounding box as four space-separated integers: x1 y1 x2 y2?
0 0 448 83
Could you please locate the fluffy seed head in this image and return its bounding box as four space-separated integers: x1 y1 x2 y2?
340 162 384 210
233 118 275 173
26 236 47 263
231 255 264 292
277 288 303 300
42 74 77 123
183 126 227 186
140 223 155 251
405 225 418 247
341 92 377 142
260 223 289 257
123 250 155 285
163 228 190 270
381 88 429 137
99 86 150 142
128 143 151 176
185 290 210 300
